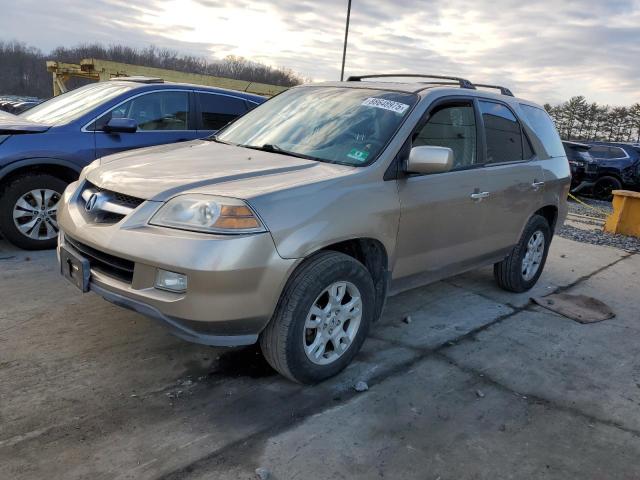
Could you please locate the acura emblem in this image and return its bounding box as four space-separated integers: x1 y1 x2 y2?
85 193 99 212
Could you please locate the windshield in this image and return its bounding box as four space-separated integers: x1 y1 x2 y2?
21 82 134 125
216 86 418 165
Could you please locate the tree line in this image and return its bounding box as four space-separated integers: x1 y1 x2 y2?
544 96 640 143
0 40 304 99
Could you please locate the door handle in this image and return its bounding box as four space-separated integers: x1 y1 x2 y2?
532 181 545 190
470 191 490 201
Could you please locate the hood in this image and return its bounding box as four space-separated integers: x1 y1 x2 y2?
0 110 51 134
88 140 355 201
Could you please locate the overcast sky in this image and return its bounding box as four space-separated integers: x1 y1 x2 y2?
2 0 639 105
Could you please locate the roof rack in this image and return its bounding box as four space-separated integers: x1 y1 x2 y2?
346 74 476 90
109 76 164 84
474 83 514 97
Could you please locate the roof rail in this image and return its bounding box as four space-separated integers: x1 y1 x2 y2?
109 76 164 84
474 83 514 96
346 74 476 90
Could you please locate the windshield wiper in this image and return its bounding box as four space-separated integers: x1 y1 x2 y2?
207 135 231 144
240 143 323 162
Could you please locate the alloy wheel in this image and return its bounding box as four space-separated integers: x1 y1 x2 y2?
521 230 545 281
303 281 363 365
12 189 60 241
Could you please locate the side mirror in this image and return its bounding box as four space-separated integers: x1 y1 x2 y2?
405 146 454 174
104 118 138 134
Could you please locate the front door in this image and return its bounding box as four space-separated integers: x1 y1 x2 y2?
394 99 494 284
94 90 199 158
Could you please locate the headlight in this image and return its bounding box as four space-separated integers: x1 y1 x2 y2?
149 195 265 234
79 159 101 181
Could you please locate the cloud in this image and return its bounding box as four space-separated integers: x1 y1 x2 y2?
1 0 639 105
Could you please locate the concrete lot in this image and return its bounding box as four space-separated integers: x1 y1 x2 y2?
1 235 638 479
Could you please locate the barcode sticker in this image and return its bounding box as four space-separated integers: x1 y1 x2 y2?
361 97 410 114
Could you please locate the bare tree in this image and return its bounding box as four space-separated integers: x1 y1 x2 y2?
546 97 640 143
0 40 304 99
630 103 640 143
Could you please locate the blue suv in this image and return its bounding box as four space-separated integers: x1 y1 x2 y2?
0 78 265 249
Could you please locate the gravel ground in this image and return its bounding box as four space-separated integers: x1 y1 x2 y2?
558 196 640 252
567 196 612 219
557 224 640 252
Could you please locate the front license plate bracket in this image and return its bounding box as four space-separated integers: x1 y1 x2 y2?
60 246 90 292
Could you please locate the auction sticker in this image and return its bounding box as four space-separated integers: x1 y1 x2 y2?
347 148 370 162
361 97 410 114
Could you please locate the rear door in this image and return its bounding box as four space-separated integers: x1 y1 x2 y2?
195 92 250 137
479 100 545 251
93 90 200 158
394 98 493 281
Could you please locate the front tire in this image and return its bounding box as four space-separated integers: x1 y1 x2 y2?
0 174 67 250
494 214 551 293
260 251 375 384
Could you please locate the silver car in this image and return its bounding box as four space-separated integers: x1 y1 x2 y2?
57 74 570 383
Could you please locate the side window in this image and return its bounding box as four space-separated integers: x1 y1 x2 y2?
95 91 190 131
413 103 477 169
608 147 627 159
589 145 611 159
523 135 535 159
479 101 523 163
197 93 248 130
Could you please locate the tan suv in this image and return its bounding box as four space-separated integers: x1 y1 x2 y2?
57 74 570 383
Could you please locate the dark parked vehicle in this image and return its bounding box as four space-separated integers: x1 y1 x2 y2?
0 78 265 249
574 142 640 200
564 141 597 191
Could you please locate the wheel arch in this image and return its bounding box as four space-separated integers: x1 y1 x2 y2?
319 238 389 321
0 159 81 192
534 205 559 232
280 237 390 323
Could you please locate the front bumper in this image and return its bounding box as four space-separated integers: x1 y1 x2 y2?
57 183 297 346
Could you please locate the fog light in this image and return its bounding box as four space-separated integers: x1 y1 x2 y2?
155 269 187 293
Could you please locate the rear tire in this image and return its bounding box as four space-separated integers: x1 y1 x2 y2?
0 174 67 250
593 176 621 201
494 214 551 293
260 251 375 384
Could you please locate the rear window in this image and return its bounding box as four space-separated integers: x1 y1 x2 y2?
197 93 248 130
519 104 564 158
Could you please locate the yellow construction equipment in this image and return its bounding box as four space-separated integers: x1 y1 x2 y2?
46 58 287 97
604 190 640 238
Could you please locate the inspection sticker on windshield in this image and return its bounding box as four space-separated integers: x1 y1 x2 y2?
361 97 410 114
347 148 370 162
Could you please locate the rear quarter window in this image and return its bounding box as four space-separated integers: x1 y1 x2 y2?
519 104 565 158
608 146 628 159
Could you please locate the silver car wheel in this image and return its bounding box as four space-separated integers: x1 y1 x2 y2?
13 189 60 241
303 281 363 366
521 230 545 281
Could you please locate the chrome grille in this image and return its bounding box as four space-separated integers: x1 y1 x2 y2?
79 182 144 223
